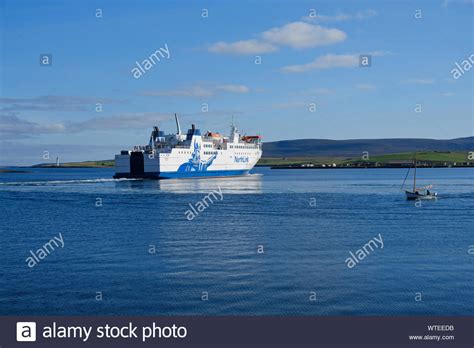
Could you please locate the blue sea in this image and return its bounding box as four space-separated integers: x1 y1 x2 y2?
0 167 472 316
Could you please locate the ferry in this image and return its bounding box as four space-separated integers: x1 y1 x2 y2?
113 114 262 179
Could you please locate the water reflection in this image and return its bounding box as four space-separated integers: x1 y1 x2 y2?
115 174 264 194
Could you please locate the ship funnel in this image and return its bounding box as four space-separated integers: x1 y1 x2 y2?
175 113 182 135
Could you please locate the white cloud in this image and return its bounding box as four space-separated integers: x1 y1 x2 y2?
208 40 277 55
142 86 214 98
0 114 65 137
356 83 376 90
354 9 378 19
442 0 474 7
70 113 171 132
405 78 435 85
261 22 346 49
442 92 455 97
309 88 333 95
281 54 358 73
0 95 125 112
208 21 346 55
141 84 250 98
270 101 310 110
303 9 377 22
280 51 389 73
0 112 172 138
216 85 250 93
291 88 333 96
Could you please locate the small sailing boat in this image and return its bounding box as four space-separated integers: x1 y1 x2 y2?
402 155 437 200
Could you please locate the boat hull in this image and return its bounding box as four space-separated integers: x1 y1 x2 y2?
114 123 262 180
405 191 437 200
114 145 260 180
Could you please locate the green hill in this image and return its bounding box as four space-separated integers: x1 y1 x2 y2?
263 137 473 157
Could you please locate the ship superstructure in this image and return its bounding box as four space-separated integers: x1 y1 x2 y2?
114 114 262 179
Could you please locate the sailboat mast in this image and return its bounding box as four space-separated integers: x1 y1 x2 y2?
413 154 417 192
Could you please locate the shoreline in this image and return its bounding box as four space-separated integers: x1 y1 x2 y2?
2 165 473 171
2 151 472 170
269 164 474 169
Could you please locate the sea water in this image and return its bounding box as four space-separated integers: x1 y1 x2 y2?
0 167 472 315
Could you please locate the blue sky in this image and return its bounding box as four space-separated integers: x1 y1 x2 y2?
0 0 473 165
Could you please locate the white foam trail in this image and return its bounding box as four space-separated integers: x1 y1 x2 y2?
0 178 140 186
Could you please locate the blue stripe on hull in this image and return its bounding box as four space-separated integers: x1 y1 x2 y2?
114 169 250 179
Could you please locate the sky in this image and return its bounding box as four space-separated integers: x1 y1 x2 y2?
0 0 473 165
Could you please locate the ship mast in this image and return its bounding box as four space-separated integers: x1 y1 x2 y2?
175 113 181 135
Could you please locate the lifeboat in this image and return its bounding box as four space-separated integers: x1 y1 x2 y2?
205 131 222 139
241 135 262 142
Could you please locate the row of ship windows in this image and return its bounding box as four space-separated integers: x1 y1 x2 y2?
191 144 257 150
173 151 254 156
176 149 257 154
176 150 219 154
203 144 256 150
230 145 256 149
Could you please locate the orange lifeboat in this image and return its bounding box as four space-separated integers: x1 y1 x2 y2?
241 135 262 142
206 131 222 138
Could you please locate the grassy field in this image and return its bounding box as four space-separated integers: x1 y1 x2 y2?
363 151 469 163
34 151 471 168
257 156 347 166
36 160 115 168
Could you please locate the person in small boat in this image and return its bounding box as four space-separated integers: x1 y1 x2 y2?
415 191 419 195
427 190 430 195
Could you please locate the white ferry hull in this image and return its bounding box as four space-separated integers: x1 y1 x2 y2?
114 131 262 179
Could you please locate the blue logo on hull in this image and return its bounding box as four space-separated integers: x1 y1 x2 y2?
234 156 249 163
177 141 217 172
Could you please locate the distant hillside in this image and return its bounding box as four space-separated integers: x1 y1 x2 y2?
262 137 473 157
